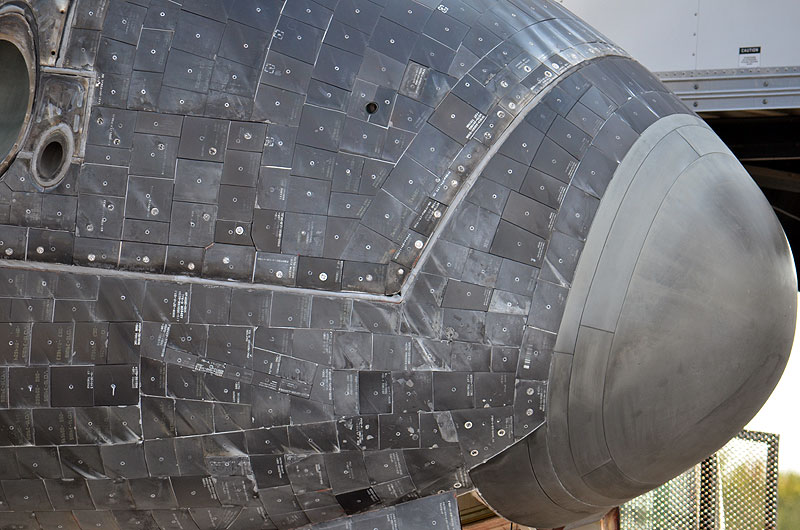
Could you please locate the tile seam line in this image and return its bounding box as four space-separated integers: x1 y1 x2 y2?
401 51 625 294
0 56 622 304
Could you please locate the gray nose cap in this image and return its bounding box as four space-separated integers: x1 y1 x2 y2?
472 114 797 530
553 114 797 499
601 141 796 485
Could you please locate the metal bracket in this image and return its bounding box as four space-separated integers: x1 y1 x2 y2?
658 66 800 112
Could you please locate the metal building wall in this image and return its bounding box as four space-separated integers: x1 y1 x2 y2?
559 0 800 112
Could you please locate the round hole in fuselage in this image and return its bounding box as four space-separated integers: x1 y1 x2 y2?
37 139 65 182
32 125 73 190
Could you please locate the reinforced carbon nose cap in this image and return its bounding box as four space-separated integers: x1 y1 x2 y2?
471 115 796 530
600 145 796 485
556 115 797 498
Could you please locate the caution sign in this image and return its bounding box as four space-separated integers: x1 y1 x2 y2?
739 46 761 67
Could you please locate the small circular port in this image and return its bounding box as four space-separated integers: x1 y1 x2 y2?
38 139 64 180
31 125 72 189
365 101 379 114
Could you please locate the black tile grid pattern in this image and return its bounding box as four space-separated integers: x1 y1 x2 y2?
0 0 701 528
1 0 630 296
0 52 693 529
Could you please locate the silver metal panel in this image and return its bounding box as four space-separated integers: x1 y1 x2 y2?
553 114 703 355
567 326 613 477
582 459 657 500
469 426 593 529
661 67 800 113
580 130 699 332
604 151 796 485
676 123 732 156
526 424 599 514
544 352 622 507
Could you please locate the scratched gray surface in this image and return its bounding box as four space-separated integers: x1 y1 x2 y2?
0 0 702 528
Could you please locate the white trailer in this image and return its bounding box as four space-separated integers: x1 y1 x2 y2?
559 0 800 112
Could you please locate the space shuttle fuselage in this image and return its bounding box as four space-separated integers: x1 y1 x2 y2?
0 1 794 529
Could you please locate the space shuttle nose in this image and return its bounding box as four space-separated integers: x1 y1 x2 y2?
472 114 796 529
553 114 797 498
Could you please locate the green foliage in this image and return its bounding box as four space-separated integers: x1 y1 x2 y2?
779 472 800 529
